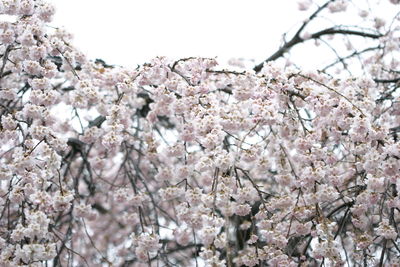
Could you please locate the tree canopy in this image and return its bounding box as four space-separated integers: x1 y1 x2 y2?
0 0 400 266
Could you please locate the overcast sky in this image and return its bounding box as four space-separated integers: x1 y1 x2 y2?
50 0 300 68
49 0 397 72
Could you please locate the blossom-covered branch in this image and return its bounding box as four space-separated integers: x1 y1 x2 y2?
0 0 399 266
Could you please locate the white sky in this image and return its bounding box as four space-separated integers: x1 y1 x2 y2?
50 0 300 68
49 0 397 72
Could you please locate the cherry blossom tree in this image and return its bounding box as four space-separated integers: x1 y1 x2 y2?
0 0 400 266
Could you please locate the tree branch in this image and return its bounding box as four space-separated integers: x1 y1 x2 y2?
254 0 383 73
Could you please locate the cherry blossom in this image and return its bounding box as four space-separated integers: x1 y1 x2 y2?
0 0 399 266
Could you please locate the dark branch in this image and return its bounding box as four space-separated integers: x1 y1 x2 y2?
254 0 383 73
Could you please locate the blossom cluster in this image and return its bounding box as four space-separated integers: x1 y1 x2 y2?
0 0 399 266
